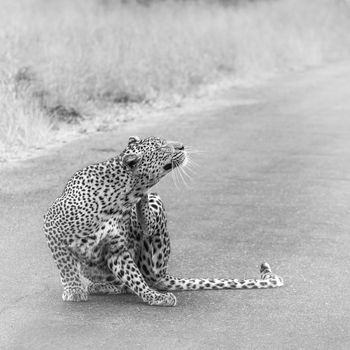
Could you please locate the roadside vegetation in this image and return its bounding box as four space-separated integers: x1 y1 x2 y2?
1 0 350 158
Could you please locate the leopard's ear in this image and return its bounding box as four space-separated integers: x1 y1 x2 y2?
128 136 140 146
122 153 141 169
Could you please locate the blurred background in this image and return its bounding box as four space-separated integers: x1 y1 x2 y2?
1 0 350 158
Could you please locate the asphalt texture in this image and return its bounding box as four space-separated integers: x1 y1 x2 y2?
1 63 350 350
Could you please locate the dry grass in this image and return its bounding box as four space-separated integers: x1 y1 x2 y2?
0 77 52 153
1 0 350 156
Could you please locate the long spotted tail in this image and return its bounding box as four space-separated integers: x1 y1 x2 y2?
155 262 284 291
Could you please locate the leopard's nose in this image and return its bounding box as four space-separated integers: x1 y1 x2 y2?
168 141 185 151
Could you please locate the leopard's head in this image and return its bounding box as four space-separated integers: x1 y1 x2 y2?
120 136 187 189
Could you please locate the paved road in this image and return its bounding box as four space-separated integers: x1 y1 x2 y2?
1 63 350 350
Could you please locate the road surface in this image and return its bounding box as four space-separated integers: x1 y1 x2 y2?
1 63 350 349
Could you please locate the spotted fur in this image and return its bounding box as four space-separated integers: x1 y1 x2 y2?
44 136 283 306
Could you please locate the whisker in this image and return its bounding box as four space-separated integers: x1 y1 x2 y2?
186 157 200 169
176 167 185 187
185 146 205 155
176 169 181 189
180 164 193 181
178 165 190 188
185 164 197 176
173 160 181 189
170 168 175 188
186 150 205 155
171 170 177 189
181 152 197 179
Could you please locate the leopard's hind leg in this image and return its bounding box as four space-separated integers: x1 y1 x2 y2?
134 193 284 292
132 193 171 288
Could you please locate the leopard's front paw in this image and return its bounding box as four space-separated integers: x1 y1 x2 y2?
164 292 177 306
62 287 88 302
148 292 177 307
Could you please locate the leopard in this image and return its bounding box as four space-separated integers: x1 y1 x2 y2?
44 136 284 306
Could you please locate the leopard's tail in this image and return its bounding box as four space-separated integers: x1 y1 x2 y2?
155 262 284 291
